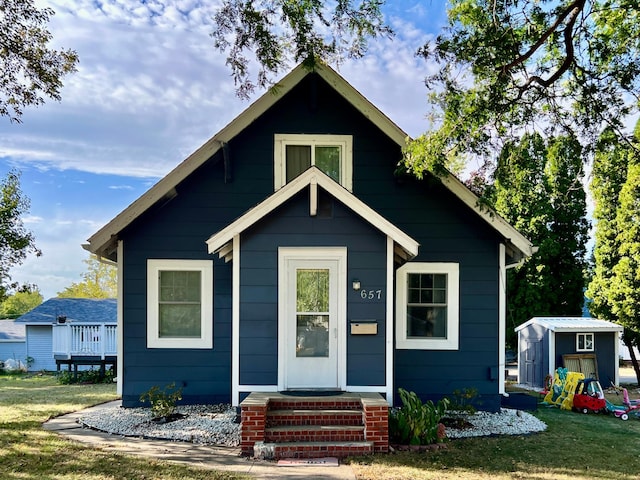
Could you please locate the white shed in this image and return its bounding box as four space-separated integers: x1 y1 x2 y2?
515 317 623 388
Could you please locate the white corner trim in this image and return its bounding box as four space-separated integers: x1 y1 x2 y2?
499 243 506 394
548 331 556 379
117 240 124 396
232 235 241 406
385 236 394 406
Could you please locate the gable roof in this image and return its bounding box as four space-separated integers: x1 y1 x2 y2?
515 317 623 333
15 298 117 325
0 320 25 341
206 167 420 263
84 63 534 263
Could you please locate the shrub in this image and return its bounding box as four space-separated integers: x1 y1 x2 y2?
56 368 115 385
389 388 449 445
450 387 480 413
139 383 183 420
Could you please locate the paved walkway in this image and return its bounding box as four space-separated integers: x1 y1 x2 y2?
43 401 357 480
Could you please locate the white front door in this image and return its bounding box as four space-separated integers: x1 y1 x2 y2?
279 248 346 390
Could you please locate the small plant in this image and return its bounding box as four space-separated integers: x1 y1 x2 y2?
24 356 34 370
139 383 183 421
450 387 480 413
389 388 449 445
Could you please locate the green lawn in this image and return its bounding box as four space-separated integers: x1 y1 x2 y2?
0 373 247 480
349 400 640 479
3 373 639 480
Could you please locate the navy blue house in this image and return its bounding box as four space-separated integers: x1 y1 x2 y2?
85 64 534 410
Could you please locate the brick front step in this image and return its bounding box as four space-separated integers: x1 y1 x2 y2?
267 408 363 426
254 440 374 459
265 425 365 443
240 392 389 457
268 398 362 410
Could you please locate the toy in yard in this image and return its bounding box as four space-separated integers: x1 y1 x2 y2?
606 385 640 421
572 378 607 414
543 368 585 410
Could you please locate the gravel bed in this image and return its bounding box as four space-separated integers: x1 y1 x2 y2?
79 404 546 446
443 408 547 438
79 404 241 446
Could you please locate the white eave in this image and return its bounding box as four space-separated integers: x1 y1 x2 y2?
515 317 624 333
206 167 420 263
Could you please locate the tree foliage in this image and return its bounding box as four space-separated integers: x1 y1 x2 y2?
57 255 117 299
0 170 40 300
211 0 391 98
0 285 42 318
587 125 640 381
406 0 640 176
491 133 589 348
0 0 78 122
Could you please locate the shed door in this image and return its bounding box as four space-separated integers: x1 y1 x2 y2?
525 340 542 387
279 248 346 390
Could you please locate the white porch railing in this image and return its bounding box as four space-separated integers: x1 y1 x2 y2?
52 323 117 359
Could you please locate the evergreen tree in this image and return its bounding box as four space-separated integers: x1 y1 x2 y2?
493 133 589 348
586 124 640 382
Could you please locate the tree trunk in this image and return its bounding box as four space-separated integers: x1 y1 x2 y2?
623 336 640 385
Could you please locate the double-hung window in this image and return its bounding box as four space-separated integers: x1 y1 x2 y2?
274 134 353 191
576 333 594 352
396 262 459 350
147 259 213 349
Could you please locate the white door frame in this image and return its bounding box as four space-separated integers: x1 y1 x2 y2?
278 247 347 391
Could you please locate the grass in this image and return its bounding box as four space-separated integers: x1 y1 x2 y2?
3 372 639 479
0 373 248 480
349 390 640 480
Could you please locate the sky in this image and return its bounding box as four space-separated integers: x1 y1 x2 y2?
1 1 451 300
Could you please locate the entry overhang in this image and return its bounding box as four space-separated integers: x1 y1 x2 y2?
206 167 420 262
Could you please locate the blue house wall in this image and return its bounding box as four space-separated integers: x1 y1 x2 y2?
238 188 388 387
118 72 506 408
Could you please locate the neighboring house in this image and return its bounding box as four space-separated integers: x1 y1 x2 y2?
0 319 26 365
515 317 623 389
85 63 534 411
15 298 117 372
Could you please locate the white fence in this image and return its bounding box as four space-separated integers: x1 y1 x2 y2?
52 323 117 359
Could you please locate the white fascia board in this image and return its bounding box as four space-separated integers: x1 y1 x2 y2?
552 327 624 333
207 167 420 258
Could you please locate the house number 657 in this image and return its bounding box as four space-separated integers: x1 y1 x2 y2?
360 289 383 300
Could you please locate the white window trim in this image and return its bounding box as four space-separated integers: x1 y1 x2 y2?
395 262 459 350
576 332 594 352
274 134 353 191
147 259 213 349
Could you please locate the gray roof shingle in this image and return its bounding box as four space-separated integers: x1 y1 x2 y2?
15 298 116 325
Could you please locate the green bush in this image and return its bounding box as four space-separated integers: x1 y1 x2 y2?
139 383 183 420
56 368 115 385
389 388 449 445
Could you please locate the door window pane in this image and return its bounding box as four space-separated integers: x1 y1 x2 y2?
296 314 329 357
158 271 201 338
296 268 330 357
296 269 329 312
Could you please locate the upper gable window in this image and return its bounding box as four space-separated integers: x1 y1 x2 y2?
274 134 353 191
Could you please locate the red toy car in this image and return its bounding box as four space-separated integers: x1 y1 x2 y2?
572 378 607 414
